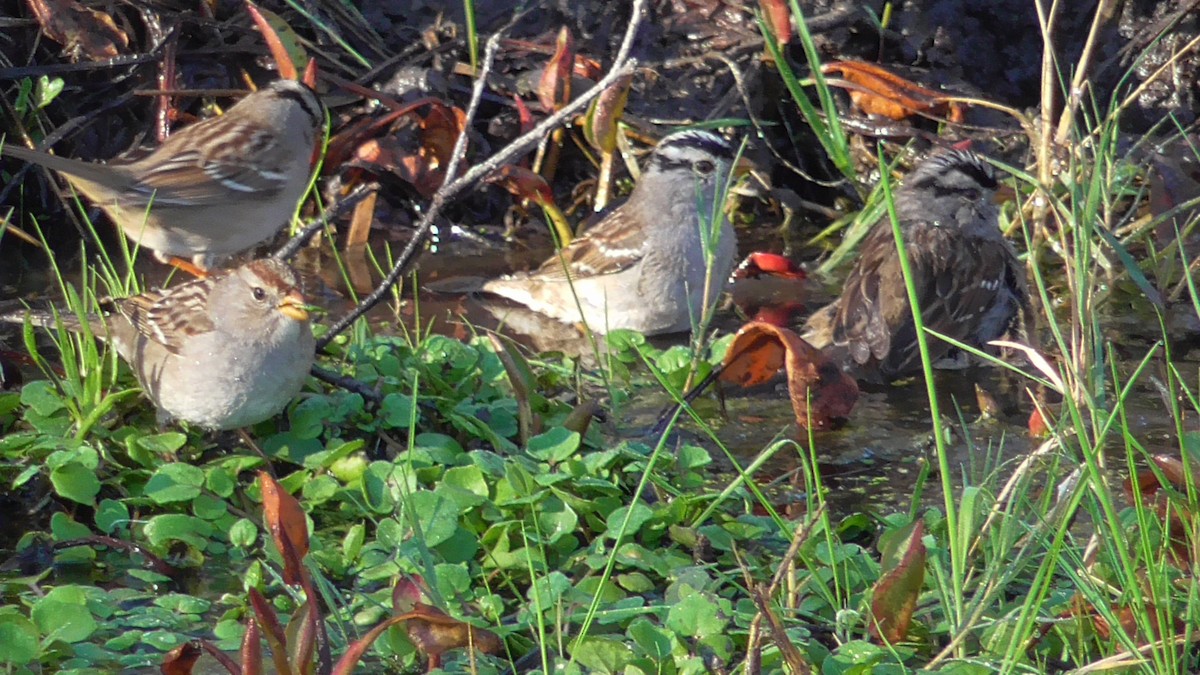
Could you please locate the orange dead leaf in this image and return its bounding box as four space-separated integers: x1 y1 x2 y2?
758 0 792 48
538 27 575 112
821 60 965 124
160 641 201 675
258 471 309 585
245 2 306 80
1028 407 1049 437
486 165 555 206
333 599 501 674
869 520 926 644
501 37 601 79
26 0 128 61
348 102 466 197
1122 454 1199 567
403 603 504 669
720 321 858 429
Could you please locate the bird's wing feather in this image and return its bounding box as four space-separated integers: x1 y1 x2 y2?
111 278 215 354
529 208 647 281
120 121 291 208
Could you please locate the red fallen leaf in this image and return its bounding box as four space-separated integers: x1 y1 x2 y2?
720 321 858 429
1122 454 1199 567
500 37 602 79
486 164 555 207
258 471 309 585
733 252 807 280
869 520 926 644
403 603 504 670
821 60 966 124
160 641 201 675
1087 599 1185 645
333 600 501 674
351 102 467 197
758 0 792 48
538 27 574 112
26 0 128 61
1028 407 1049 437
245 2 302 81
513 95 535 136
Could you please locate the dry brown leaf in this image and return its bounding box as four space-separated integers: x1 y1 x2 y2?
537 27 574 112
821 60 965 124
159 641 201 675
758 0 792 48
26 0 128 61
720 321 858 429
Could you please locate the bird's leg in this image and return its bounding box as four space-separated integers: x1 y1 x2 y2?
164 256 210 279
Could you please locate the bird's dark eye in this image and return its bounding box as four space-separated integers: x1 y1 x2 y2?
694 159 716 176
252 287 268 302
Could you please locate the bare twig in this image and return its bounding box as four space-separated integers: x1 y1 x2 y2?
315 0 647 351
273 183 376 261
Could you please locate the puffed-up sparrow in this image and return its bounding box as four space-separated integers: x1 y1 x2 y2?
2 79 324 270
802 148 1028 382
482 129 743 335
11 259 316 430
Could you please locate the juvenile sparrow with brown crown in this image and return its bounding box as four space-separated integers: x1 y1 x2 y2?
802 149 1029 382
482 129 743 335
9 259 315 430
1 79 324 270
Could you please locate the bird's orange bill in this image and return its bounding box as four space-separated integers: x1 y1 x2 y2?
278 291 310 321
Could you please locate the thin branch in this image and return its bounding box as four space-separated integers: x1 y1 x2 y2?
274 183 376 261
315 0 647 350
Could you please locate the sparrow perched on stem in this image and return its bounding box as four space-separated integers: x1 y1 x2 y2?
802 149 1029 382
1 79 325 271
482 129 744 336
9 259 315 430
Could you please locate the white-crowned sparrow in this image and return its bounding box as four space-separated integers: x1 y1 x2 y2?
10 259 315 430
482 129 742 335
802 148 1028 382
1 80 324 270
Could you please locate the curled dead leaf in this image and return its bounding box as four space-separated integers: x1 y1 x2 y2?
584 73 634 154
720 321 858 429
538 27 575 112
245 2 305 80
757 0 793 48
486 165 555 206
1122 454 1199 567
404 602 503 668
159 641 201 675
26 0 128 61
821 60 965 124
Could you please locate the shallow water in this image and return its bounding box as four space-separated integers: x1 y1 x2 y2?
2 228 1191 523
